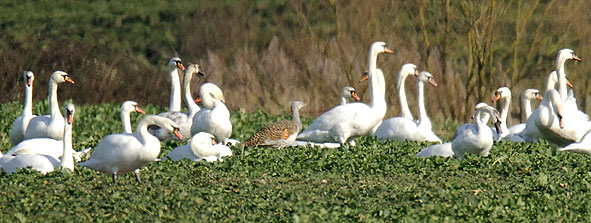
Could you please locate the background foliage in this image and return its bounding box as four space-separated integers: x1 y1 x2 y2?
1 0 590 125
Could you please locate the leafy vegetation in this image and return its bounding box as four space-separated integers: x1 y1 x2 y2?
1 101 591 222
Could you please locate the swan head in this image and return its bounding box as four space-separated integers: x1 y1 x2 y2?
418 71 437 87
122 101 145 115
51 71 74 84
370 41 394 54
492 87 511 103
190 132 217 156
399 64 419 80
474 103 502 134
64 103 75 125
168 57 185 71
557 49 581 63
24 70 35 87
186 63 206 77
291 100 307 112
341 86 360 101
145 115 183 140
523 89 543 101
199 83 225 108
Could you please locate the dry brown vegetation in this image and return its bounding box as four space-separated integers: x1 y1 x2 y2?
1 0 590 125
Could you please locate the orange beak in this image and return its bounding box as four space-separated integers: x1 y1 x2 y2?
178 63 185 71
384 47 394 54
429 79 438 87
535 93 543 101
194 97 202 103
573 55 582 61
359 72 369 82
67 113 73 125
351 91 360 101
173 129 182 140
27 78 33 87
212 138 217 145
492 93 501 103
566 78 574 89
135 107 146 114
65 76 75 84
414 70 419 76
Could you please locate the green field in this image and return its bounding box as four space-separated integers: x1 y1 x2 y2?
1 101 590 222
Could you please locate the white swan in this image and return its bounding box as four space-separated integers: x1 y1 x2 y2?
120 101 146 133
451 103 501 160
560 130 591 155
341 86 360 105
80 115 182 184
150 62 204 140
0 103 76 174
373 71 441 143
191 83 232 143
489 87 527 142
164 132 232 162
23 71 74 140
10 71 37 145
416 143 454 158
507 89 542 134
532 49 588 146
297 41 392 145
243 101 307 148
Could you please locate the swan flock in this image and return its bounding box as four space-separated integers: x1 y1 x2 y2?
1 41 589 182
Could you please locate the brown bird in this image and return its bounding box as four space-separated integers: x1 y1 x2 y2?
243 101 307 149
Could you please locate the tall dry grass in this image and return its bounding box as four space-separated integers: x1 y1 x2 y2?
1 0 590 126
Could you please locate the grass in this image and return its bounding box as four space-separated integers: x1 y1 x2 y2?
1 101 591 222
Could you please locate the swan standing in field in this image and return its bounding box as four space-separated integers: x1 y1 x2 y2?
80 115 182 184
532 49 588 146
23 71 74 141
10 71 37 145
297 41 393 145
149 57 191 140
0 103 76 174
243 101 307 149
507 89 543 134
490 87 529 142
191 83 233 144
341 86 360 105
373 70 441 143
451 103 502 160
164 132 232 162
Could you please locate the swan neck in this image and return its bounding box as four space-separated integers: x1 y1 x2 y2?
121 110 132 133
475 111 488 131
60 123 74 171
23 82 34 116
182 70 199 115
169 68 182 112
416 81 428 124
521 95 533 121
557 58 568 100
136 119 156 145
500 96 510 124
398 72 413 120
340 92 348 105
48 80 60 116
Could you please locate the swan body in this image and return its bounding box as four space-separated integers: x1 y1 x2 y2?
374 71 441 143
23 71 74 140
244 101 306 148
10 71 37 145
1 103 76 174
508 89 543 134
297 41 393 145
341 86 360 105
191 83 232 143
560 130 591 155
80 115 182 183
452 103 501 160
416 143 454 158
164 132 232 162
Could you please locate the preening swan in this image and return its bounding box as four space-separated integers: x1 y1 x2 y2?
490 87 527 142
1 103 76 174
150 62 204 140
507 89 542 134
451 103 502 160
191 83 232 143
23 71 74 140
373 70 441 143
297 41 393 145
10 71 37 145
80 115 182 184
341 86 360 105
164 132 232 162
243 101 306 148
